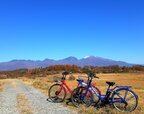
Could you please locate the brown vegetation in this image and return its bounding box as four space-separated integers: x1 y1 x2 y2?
21 73 144 114
0 64 144 113
1 65 144 79
17 94 33 114
0 80 6 92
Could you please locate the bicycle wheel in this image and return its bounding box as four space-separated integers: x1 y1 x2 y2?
111 88 138 112
48 84 66 103
91 86 100 105
71 87 94 107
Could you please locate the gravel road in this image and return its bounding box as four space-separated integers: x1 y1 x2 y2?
0 79 76 114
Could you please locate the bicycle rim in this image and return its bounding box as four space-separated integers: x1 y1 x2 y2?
112 89 138 112
48 84 66 103
71 87 94 107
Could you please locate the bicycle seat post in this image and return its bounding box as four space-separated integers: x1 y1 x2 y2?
106 85 110 92
87 73 94 88
62 71 69 80
105 83 113 99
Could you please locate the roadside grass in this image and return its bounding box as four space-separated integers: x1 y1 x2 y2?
21 73 144 114
17 93 33 114
0 79 6 92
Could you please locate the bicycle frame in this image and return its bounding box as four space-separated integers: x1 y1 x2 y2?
79 76 94 100
80 79 132 103
94 85 132 102
59 80 73 93
58 78 85 97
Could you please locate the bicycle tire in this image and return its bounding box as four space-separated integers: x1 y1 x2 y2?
90 86 100 106
48 84 66 103
111 88 138 112
71 87 94 107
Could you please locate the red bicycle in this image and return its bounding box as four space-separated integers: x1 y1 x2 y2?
48 71 97 108
48 72 74 103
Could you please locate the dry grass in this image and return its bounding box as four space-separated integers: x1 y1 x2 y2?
20 77 53 95
0 79 6 92
21 73 144 114
17 94 33 114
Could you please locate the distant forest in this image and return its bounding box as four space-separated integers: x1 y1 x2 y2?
0 64 144 79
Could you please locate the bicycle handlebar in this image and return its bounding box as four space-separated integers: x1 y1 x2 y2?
87 72 99 80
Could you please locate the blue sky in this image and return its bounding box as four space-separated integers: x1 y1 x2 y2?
0 0 144 64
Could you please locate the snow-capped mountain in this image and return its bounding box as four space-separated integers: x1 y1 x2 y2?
0 56 133 71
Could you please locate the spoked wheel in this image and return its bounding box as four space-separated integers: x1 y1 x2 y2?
71 87 94 107
91 86 100 106
112 88 138 112
48 84 66 103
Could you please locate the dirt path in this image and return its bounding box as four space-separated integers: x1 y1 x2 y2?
0 79 76 114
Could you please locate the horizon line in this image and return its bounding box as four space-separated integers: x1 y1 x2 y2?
0 56 143 65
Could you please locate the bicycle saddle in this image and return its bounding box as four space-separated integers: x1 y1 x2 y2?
62 71 69 76
106 81 115 86
77 79 84 82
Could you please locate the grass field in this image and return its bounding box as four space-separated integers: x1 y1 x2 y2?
21 73 144 114
0 79 6 92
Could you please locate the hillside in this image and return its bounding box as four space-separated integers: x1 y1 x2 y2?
0 56 132 71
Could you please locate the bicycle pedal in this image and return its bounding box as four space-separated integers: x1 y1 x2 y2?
66 101 69 105
47 98 52 102
66 98 72 101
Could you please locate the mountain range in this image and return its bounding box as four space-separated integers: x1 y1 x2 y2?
0 56 133 71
